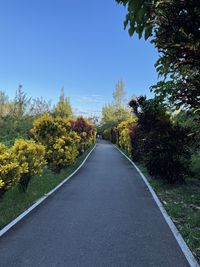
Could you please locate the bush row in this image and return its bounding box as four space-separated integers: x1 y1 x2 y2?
0 114 96 195
104 97 195 184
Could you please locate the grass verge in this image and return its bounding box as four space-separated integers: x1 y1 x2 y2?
138 163 200 263
114 144 200 263
0 144 95 230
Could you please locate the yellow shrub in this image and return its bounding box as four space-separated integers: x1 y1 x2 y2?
31 114 89 172
117 118 137 157
31 114 94 172
47 132 80 172
0 143 21 195
12 139 46 191
31 113 64 144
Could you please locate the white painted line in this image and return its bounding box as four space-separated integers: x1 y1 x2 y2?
0 145 96 238
114 145 199 267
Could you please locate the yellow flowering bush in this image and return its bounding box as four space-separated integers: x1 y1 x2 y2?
0 143 21 195
31 113 64 144
47 132 80 172
117 118 137 157
12 139 46 191
31 114 83 172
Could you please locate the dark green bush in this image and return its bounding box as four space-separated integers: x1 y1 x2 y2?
129 96 192 183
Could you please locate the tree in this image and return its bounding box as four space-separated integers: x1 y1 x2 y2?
53 87 73 118
102 80 131 125
0 88 33 145
0 91 9 117
100 80 133 137
113 80 126 107
116 0 200 108
129 96 192 183
13 85 31 118
30 97 52 116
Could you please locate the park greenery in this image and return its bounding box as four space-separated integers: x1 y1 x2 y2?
100 82 199 260
111 0 200 183
116 0 200 108
0 0 199 261
99 1 200 260
0 87 96 199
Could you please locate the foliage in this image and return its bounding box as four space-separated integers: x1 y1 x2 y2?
31 113 62 143
102 128 112 141
0 88 95 197
52 87 73 118
101 103 131 127
0 115 33 146
113 80 126 107
170 108 200 149
0 89 52 146
0 144 21 195
71 117 96 154
129 96 192 183
117 118 137 156
13 85 31 119
191 152 200 179
116 0 154 40
116 0 200 108
31 114 96 172
47 133 80 172
30 97 52 116
12 139 46 192
0 145 95 229
31 113 82 172
151 74 200 109
110 127 118 143
100 80 132 134
143 124 192 184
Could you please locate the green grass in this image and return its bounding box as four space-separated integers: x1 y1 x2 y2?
0 145 95 230
138 163 200 263
114 144 200 263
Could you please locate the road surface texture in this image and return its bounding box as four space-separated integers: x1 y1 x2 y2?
0 141 189 267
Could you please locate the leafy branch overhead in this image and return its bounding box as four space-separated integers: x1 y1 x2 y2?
116 0 200 108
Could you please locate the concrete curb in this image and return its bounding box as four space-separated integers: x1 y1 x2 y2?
0 145 96 238
114 145 199 267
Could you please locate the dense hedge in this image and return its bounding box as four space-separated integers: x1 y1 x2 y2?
117 118 137 157
0 114 96 195
104 97 194 184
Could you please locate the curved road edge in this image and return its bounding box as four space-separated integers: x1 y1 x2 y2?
0 144 97 238
113 144 199 267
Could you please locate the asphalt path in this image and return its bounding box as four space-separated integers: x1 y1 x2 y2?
0 141 189 266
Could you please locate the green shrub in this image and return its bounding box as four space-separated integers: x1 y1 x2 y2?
191 152 200 179
103 128 111 141
129 96 192 183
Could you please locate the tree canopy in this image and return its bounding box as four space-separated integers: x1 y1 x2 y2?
116 0 200 108
53 87 73 118
100 80 133 133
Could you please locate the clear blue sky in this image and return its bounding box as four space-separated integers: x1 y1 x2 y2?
0 0 158 117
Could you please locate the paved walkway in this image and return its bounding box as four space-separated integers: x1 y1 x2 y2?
0 141 189 266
